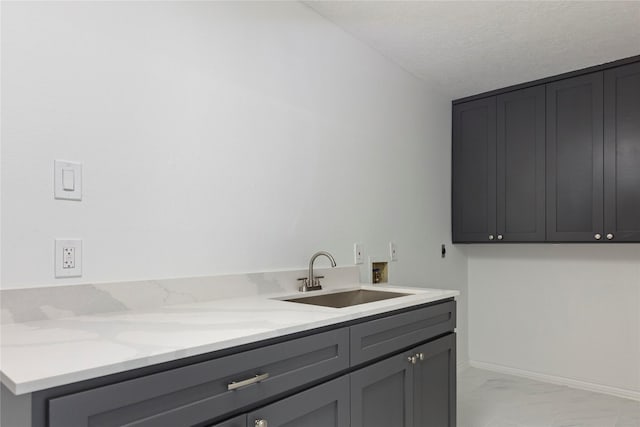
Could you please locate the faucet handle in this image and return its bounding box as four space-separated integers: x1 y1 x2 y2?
297 277 309 292
314 275 324 279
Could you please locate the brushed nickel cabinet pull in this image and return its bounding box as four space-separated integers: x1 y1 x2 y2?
228 373 270 391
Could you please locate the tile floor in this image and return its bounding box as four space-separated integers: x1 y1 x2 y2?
458 368 640 427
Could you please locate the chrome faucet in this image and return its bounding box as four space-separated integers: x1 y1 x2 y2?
298 251 337 292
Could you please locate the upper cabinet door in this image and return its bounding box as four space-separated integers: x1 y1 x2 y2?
452 97 497 243
604 62 640 242
546 72 604 242
496 86 546 242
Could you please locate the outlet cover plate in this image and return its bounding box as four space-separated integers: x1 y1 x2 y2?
389 242 398 261
354 243 364 264
55 239 82 278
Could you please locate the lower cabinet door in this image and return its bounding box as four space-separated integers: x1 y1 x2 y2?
246 376 349 427
413 334 456 427
350 350 414 427
211 415 246 427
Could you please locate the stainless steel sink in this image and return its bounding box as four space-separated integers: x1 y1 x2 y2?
282 289 410 308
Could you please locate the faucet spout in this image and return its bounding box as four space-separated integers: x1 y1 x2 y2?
303 251 337 292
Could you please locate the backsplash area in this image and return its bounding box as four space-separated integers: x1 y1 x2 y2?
0 266 359 324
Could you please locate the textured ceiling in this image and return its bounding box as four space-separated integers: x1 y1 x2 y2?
306 1 640 99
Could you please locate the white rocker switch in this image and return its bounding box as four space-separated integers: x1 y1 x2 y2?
62 168 75 191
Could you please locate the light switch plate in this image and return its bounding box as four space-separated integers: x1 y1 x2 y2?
54 160 82 200
55 239 82 278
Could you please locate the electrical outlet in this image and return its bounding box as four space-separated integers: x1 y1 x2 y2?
55 239 82 278
389 242 398 261
63 247 75 269
354 243 364 264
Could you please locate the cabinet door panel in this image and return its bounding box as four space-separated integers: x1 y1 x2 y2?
604 61 640 242
413 334 456 427
497 86 546 241
546 72 604 241
350 352 413 427
246 376 349 427
452 97 497 242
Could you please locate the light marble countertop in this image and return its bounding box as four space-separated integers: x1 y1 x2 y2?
0 284 458 395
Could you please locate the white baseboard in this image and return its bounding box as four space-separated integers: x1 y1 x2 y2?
469 360 640 402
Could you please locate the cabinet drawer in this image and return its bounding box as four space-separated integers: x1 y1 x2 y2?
48 328 349 427
350 301 455 365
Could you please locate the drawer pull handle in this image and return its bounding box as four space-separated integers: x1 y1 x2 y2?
228 373 270 391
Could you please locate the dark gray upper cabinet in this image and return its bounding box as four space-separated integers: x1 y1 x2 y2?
452 87 545 243
604 61 640 242
496 86 546 241
452 97 497 242
453 57 640 244
546 72 604 242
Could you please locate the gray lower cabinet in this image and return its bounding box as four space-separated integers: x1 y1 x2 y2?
40 301 455 427
351 333 456 427
246 376 350 427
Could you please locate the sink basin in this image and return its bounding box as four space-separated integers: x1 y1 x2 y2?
282 289 411 308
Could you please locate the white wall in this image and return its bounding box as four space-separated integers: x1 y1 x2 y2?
467 245 640 397
1 2 467 359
